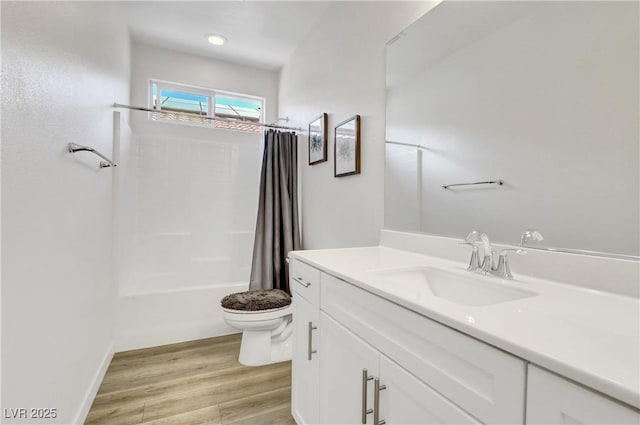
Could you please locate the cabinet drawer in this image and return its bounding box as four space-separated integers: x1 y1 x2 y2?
321 273 526 424
290 259 321 305
379 354 481 425
526 365 639 424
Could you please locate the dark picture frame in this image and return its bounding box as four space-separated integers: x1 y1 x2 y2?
334 115 361 177
308 113 328 165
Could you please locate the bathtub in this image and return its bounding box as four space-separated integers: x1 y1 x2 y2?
116 280 247 351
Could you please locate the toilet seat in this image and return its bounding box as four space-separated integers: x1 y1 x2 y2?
221 288 291 312
222 304 292 320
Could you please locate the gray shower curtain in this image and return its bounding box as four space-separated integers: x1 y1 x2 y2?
249 130 301 294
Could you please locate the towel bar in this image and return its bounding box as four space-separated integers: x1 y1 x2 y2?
67 143 117 168
442 179 503 190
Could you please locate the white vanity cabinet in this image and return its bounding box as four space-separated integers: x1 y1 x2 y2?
526 365 639 425
289 239 640 425
290 260 321 425
320 272 526 424
290 259 527 425
320 311 481 425
290 258 640 425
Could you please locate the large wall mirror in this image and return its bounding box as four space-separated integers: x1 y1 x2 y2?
385 1 639 257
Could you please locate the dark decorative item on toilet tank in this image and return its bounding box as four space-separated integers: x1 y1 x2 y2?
334 115 361 177
308 113 328 165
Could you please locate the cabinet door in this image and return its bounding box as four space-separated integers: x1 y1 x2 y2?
292 295 320 425
526 365 639 425
320 312 379 425
378 355 481 425
321 272 525 424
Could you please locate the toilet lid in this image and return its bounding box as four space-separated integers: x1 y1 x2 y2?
221 289 292 312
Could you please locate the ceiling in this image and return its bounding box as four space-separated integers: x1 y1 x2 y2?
120 1 331 71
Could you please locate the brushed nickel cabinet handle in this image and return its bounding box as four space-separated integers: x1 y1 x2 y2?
361 369 374 424
373 378 387 425
307 321 318 360
295 277 311 287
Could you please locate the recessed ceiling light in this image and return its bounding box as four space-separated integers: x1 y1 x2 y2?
206 34 226 46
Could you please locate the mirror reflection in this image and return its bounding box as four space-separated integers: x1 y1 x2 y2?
385 1 639 256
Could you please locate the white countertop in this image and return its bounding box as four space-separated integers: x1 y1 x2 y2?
290 246 640 409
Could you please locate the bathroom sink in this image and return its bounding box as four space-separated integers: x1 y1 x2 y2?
374 267 537 306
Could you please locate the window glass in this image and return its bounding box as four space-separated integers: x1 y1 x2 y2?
158 88 208 116
214 96 262 121
149 80 264 132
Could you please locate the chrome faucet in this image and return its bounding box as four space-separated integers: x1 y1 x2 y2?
520 229 544 246
490 248 526 279
462 231 481 272
462 230 492 273
487 229 543 279
462 230 539 279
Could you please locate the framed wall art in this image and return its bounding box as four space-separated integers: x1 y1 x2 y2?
308 113 328 165
334 115 361 177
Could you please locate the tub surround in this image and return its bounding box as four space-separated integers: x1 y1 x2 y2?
289 231 640 410
114 42 277 352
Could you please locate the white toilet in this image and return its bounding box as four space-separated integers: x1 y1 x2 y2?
221 289 293 366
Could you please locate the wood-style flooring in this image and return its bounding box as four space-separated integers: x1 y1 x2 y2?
85 334 295 425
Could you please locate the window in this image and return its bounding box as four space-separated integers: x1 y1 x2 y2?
149 80 264 132
213 95 262 132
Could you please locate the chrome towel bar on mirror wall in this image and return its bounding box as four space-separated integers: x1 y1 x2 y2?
442 179 504 190
385 140 431 151
67 143 117 169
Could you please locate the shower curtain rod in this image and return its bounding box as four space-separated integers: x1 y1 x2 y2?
112 103 303 132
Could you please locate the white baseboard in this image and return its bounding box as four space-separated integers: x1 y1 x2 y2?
73 343 114 425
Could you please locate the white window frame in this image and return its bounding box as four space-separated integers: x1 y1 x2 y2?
148 79 266 132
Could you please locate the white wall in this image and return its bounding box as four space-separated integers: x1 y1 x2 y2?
385 2 639 255
1 2 130 424
116 44 279 350
278 1 439 250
